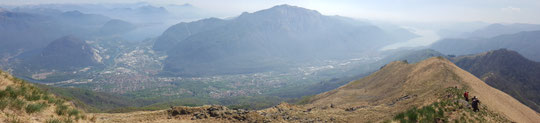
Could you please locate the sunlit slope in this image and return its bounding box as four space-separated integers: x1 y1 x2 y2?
0 70 91 122
308 57 540 122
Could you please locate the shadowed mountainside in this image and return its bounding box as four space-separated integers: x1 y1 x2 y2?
431 30 540 61
19 36 101 71
155 4 416 76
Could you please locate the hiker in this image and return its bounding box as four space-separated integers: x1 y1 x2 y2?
472 96 480 112
464 91 469 102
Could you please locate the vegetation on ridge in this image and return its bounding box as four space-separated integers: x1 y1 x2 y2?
391 87 510 123
0 70 89 122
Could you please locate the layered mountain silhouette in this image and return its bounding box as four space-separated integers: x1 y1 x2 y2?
431 30 540 61
107 5 170 23
451 49 540 112
462 23 540 38
155 5 416 75
0 10 65 57
21 36 101 71
0 9 111 60
98 19 137 36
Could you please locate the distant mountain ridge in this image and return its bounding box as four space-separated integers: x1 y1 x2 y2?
431 30 540 61
98 19 136 36
451 49 540 112
155 4 416 76
0 9 111 61
462 23 540 38
20 36 101 71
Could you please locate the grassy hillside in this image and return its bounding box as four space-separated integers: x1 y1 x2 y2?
452 49 540 112
35 84 148 113
391 87 510 122
304 57 538 122
0 70 90 122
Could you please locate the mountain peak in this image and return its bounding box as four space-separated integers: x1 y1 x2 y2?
270 4 303 9
239 4 321 19
486 48 517 55
42 35 90 57
467 49 528 62
28 35 101 70
267 4 320 14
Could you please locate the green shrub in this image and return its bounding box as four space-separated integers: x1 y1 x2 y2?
56 105 68 115
15 86 27 97
25 92 41 101
436 108 445 118
47 97 56 104
11 99 26 110
406 108 418 122
46 119 62 123
6 86 18 99
25 103 47 114
419 105 436 121
0 99 8 110
394 112 406 123
42 94 50 101
394 112 405 120
68 109 80 117
0 90 7 99
63 118 74 123
54 99 65 106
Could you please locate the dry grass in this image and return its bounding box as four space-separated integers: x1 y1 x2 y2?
0 70 90 123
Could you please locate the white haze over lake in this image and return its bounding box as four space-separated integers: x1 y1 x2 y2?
382 27 441 50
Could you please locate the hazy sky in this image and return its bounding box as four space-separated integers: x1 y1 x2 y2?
1 0 540 24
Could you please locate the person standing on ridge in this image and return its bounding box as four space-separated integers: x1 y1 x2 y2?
472 96 480 112
464 91 469 102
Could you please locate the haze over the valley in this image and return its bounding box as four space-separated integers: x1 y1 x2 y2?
1 0 540 122
3 0 538 49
